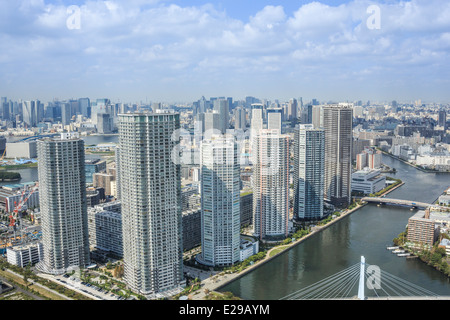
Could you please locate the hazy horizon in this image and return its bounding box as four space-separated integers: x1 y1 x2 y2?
1 0 450 104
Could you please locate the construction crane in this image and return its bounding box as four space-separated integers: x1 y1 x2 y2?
8 185 38 244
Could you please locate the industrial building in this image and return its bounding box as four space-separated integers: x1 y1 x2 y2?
5 141 37 158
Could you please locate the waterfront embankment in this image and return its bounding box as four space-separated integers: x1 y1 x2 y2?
186 178 405 300
379 150 450 174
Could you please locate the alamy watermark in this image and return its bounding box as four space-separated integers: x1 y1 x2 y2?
66 5 81 30
366 5 381 30
366 264 382 290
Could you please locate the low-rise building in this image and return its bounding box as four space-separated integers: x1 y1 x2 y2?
6 242 43 267
438 239 450 256
351 168 386 195
5 141 37 159
438 195 450 206
239 237 259 262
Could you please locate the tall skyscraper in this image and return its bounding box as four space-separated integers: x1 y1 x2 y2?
61 102 72 126
438 110 447 129
97 113 112 134
323 104 353 207
36 135 90 274
118 112 184 296
22 101 36 127
204 111 221 137
287 98 298 122
213 99 229 134
252 129 290 240
79 98 91 118
294 124 325 221
1 100 9 121
234 106 246 130
198 135 240 266
267 108 282 132
197 96 208 114
300 104 313 124
250 103 264 134
312 105 323 128
35 100 44 124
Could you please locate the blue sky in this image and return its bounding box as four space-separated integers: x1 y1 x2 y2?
1 0 450 104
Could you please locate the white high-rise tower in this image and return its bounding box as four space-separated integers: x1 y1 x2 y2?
198 135 240 267
36 135 90 275
118 112 185 296
294 124 325 221
252 129 290 241
323 104 353 206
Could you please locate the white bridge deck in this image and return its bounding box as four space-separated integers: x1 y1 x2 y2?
361 197 446 210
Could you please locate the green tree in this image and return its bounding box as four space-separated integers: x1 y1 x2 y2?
23 263 32 286
430 252 442 266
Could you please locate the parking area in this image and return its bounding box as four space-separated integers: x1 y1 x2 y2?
53 274 127 300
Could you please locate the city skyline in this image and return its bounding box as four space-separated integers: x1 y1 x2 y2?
1 0 450 103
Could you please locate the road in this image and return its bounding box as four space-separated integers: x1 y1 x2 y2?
0 273 45 300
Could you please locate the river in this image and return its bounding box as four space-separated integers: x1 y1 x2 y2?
218 155 450 299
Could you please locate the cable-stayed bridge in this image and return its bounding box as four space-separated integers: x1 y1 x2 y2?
280 256 450 300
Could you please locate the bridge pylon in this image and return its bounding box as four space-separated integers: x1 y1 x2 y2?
357 256 366 300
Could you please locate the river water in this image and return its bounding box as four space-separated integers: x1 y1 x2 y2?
0 134 119 188
219 155 450 299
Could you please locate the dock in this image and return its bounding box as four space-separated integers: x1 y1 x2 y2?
387 246 399 250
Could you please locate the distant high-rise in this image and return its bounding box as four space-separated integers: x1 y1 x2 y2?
36 135 90 275
35 100 44 124
61 102 71 126
438 110 447 129
79 98 91 118
204 111 221 137
294 124 325 221
1 100 10 121
197 96 209 114
213 99 229 134
97 113 112 134
267 108 282 132
287 98 298 121
323 104 353 207
199 135 240 266
118 112 184 296
234 106 246 130
312 105 323 128
250 103 264 134
252 129 290 240
22 101 36 127
300 104 313 124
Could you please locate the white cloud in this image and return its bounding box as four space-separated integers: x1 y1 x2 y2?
0 0 450 102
